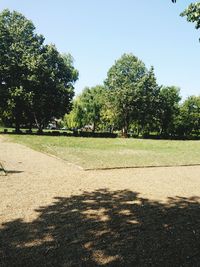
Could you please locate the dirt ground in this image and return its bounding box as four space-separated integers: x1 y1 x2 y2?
1 136 200 266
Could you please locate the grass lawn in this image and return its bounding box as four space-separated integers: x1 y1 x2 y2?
6 135 200 169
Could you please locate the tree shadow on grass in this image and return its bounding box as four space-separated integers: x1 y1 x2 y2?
1 189 200 266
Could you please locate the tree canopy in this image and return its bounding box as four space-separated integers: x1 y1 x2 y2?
0 9 78 132
65 85 106 132
181 2 200 30
172 0 200 39
105 53 147 136
104 53 162 137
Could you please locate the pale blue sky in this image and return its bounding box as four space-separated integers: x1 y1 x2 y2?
0 0 199 99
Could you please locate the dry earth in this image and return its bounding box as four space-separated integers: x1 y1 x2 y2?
1 136 200 266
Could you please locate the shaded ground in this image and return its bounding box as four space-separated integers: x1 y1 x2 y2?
1 136 200 266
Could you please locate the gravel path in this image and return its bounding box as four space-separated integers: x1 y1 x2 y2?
1 136 200 266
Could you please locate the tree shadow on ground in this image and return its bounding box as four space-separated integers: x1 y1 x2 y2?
1 189 200 267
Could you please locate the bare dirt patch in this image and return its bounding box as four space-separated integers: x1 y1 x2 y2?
1 136 200 266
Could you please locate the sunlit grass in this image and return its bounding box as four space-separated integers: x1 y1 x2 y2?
7 135 200 169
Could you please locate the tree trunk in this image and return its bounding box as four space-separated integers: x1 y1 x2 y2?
15 118 20 133
122 125 128 138
137 125 140 137
122 110 130 138
29 121 32 132
34 113 43 133
38 124 43 134
92 121 96 133
15 109 21 133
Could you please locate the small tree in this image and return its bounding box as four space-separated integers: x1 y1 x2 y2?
68 85 106 132
136 67 160 136
177 96 200 137
157 86 181 136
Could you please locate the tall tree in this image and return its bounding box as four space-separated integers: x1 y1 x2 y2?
0 9 44 132
31 46 78 132
105 53 147 137
0 9 78 132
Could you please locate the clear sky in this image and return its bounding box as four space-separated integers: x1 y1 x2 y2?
0 0 199 99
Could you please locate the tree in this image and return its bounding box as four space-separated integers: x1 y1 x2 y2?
172 1 200 40
176 96 200 137
68 85 106 132
181 2 200 31
157 86 181 136
105 53 147 137
0 9 78 132
64 97 85 130
100 100 116 133
30 46 78 132
135 67 160 136
0 9 44 132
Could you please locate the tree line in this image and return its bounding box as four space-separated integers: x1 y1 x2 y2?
64 53 200 138
0 7 199 138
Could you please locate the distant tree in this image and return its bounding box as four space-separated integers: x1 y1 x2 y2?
135 67 160 136
157 86 181 136
70 85 106 132
105 53 147 137
100 100 117 132
64 97 84 129
176 96 200 137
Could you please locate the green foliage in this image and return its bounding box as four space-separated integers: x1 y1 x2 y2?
176 96 200 136
135 67 160 136
0 9 43 131
0 8 198 138
66 85 107 132
64 98 83 129
181 2 200 30
100 101 116 132
80 85 106 131
65 51 198 139
31 44 78 131
105 53 147 136
157 86 181 136
0 9 78 131
105 54 161 136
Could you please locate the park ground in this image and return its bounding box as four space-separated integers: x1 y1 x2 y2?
1 136 200 266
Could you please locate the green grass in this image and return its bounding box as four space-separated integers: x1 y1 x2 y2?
7 135 200 169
